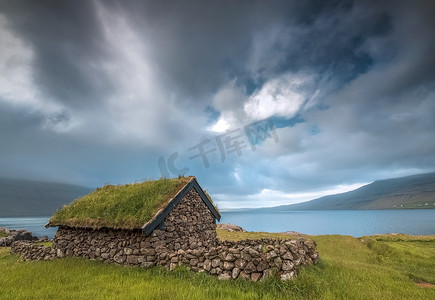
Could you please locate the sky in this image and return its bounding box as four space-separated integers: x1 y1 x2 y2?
1 0 435 209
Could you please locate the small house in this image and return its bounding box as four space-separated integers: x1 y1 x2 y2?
46 176 221 267
37 176 319 281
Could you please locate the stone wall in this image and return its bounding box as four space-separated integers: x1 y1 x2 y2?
166 238 318 281
11 241 56 261
9 187 319 281
11 235 318 281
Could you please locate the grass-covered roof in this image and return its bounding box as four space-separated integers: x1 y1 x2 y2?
48 176 194 230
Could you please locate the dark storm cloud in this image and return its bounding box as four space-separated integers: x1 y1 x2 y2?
107 0 393 98
1 0 434 208
1 0 393 107
0 0 115 110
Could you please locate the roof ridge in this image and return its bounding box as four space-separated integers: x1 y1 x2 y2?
141 176 195 231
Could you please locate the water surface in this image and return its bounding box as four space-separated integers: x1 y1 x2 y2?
220 209 435 237
1 209 435 239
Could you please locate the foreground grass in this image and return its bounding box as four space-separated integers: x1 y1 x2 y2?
1 231 434 299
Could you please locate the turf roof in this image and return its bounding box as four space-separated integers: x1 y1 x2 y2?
48 176 194 230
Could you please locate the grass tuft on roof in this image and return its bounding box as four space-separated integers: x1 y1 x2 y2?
48 176 193 230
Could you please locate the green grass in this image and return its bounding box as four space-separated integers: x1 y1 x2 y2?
48 177 192 229
1 231 434 299
0 232 7 238
35 242 53 248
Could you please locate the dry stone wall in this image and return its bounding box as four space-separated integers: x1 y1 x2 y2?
11 241 57 261
166 238 318 281
9 187 319 281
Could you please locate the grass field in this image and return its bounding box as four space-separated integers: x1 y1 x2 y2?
0 232 7 238
0 230 434 299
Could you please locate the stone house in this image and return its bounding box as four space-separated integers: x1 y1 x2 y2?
12 176 319 281
46 176 221 266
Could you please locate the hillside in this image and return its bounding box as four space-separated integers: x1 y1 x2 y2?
267 172 435 211
0 178 93 217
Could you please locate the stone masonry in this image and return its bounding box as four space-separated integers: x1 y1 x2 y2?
10 187 319 281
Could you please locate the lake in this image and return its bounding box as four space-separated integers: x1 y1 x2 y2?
220 209 435 237
1 209 435 239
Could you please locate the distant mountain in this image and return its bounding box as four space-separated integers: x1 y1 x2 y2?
0 178 93 217
261 172 435 211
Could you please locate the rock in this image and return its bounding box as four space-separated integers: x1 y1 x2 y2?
247 248 260 257
203 259 212 271
140 241 151 248
0 228 39 247
211 258 221 268
190 258 199 266
224 253 236 262
142 249 156 256
216 224 246 232
256 260 268 272
280 271 295 281
234 258 247 269
310 252 319 264
285 241 298 253
114 253 125 264
146 256 156 262
282 260 294 271
124 248 133 255
282 252 293 260
232 267 241 279
279 231 305 236
241 251 252 261
244 261 257 273
218 272 232 280
261 269 271 280
228 248 240 254
274 257 282 269
223 261 235 270
127 255 140 264
169 263 177 271
251 272 262 282
239 271 251 280
266 250 278 260
56 249 64 258
266 245 274 251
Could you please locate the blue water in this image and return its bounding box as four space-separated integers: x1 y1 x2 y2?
220 209 435 237
1 210 435 239
0 217 56 239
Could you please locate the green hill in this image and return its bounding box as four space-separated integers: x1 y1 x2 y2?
266 172 435 211
0 178 93 217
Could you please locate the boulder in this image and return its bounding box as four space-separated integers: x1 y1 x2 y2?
216 224 246 232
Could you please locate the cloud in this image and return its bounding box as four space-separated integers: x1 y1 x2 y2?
0 0 434 209
216 183 368 209
244 73 309 120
